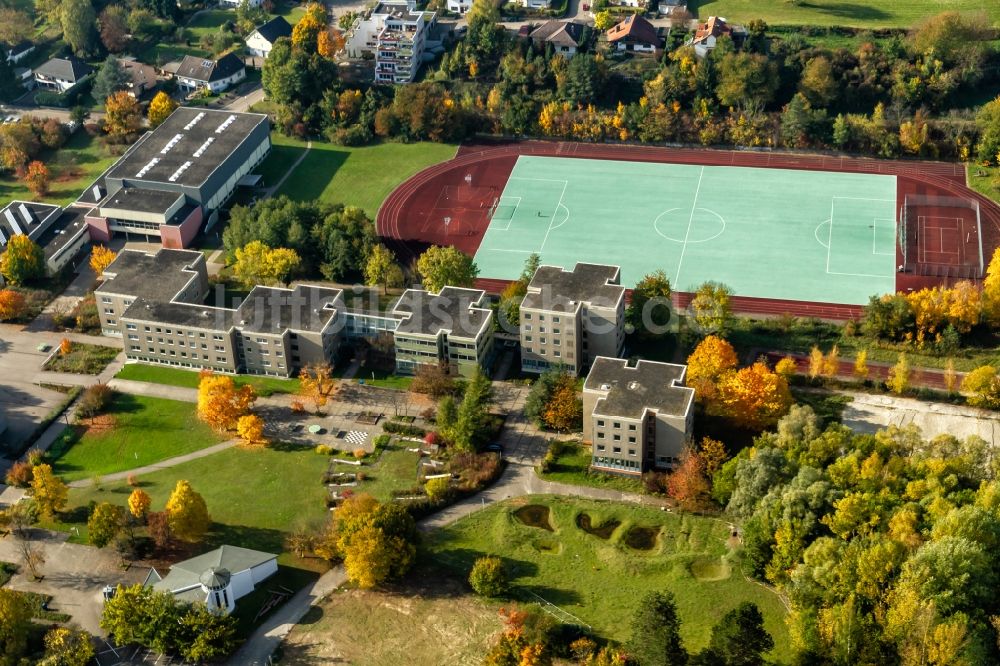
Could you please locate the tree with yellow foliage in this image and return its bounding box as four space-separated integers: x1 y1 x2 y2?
774 356 797 378
165 480 210 542
196 371 256 432
299 363 336 413
961 366 1000 409
147 91 178 128
887 353 910 394
89 245 116 277
853 349 869 381
103 91 142 140
30 464 67 518
714 362 792 430
983 248 1000 321
822 345 840 378
943 359 958 392
291 2 326 53
233 240 301 287
127 487 151 520
686 335 738 402
237 414 268 447
808 346 824 379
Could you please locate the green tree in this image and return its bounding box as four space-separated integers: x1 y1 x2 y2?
976 95 1000 164
780 93 811 148
0 234 44 285
629 590 687 665
698 602 773 666
0 588 31 663
176 603 237 663
450 369 492 451
629 269 672 333
469 555 508 597
715 52 778 108
364 243 403 294
87 502 125 548
92 54 129 102
165 480 210 542
60 0 98 56
561 54 604 106
416 245 478 292
798 55 837 107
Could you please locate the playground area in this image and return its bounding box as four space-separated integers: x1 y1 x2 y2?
377 142 997 315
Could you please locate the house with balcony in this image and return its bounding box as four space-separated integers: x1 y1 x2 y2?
345 0 436 84
33 56 92 93
174 53 246 93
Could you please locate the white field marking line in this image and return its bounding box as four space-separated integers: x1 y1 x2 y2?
815 219 831 249
550 203 571 230
831 196 897 202
538 179 570 253
825 198 835 273
508 176 571 184
653 208 684 242
827 196 896 277
489 195 522 231
674 166 705 286
484 248 537 253
873 218 897 255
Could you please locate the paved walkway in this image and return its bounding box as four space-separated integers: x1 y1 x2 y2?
266 140 312 196
67 439 239 488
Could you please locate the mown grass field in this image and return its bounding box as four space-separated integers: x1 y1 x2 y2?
115 363 300 396
269 138 458 217
48 394 225 482
426 495 791 658
688 0 998 28
538 442 645 494
0 131 117 206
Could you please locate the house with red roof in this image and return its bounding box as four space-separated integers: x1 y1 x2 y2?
690 15 746 57
606 14 661 54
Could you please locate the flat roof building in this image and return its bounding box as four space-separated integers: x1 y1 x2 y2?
583 357 694 475
82 107 270 249
520 263 626 376
0 200 93 284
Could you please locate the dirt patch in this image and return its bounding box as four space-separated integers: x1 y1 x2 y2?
513 504 553 531
82 414 116 435
576 513 621 540
623 526 660 551
280 570 501 666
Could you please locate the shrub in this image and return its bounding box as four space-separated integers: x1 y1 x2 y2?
425 476 451 500
25 449 44 467
469 556 508 597
383 421 427 437
424 431 440 446
353 448 367 459
5 461 34 487
291 400 305 413
76 383 115 420
127 474 138 487
315 444 332 455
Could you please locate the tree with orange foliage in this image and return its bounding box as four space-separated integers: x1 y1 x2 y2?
291 2 326 52
89 245 116 277
127 487 151 520
59 338 72 356
0 289 26 321
23 160 49 196
299 363 336 413
236 414 267 447
103 91 142 140
196 371 256 432
699 436 728 478
686 335 738 402
542 376 582 432
667 446 710 510
714 362 792 430
482 607 551 666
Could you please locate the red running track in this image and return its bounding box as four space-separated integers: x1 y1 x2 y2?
377 140 999 320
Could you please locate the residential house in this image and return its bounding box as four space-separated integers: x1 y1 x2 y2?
519 263 626 377
145 545 277 614
175 53 246 93
520 0 553 10
529 21 586 58
606 15 661 53
390 286 495 377
82 107 271 247
121 57 158 98
2 41 34 64
582 357 694 475
446 0 471 13
220 0 262 7
0 201 92 285
690 15 745 57
607 0 646 8
658 0 687 17
245 16 292 59
33 56 92 93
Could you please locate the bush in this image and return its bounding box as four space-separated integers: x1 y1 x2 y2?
5 461 33 487
353 448 367 459
425 476 451 500
25 449 44 467
315 444 332 455
383 421 427 437
469 556 508 597
76 383 115 420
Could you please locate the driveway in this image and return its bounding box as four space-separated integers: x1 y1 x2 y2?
0 528 145 635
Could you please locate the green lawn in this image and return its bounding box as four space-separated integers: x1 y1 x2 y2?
332 362 414 390
47 394 225 482
687 0 999 28
56 444 331 556
539 442 645 494
274 139 458 217
0 131 117 206
329 441 422 502
115 363 300 396
186 10 232 40
43 343 119 375
254 132 308 188
967 163 1000 206
426 496 791 658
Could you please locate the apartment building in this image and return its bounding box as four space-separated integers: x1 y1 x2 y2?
391 287 495 377
520 263 626 376
582 357 694 475
345 1 436 84
97 249 344 377
82 108 270 248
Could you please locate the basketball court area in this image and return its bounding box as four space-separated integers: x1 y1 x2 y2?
470 156 914 305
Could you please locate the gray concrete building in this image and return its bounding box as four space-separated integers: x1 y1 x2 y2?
391 287 495 378
582 357 694 475
520 263 626 376
0 200 92 284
